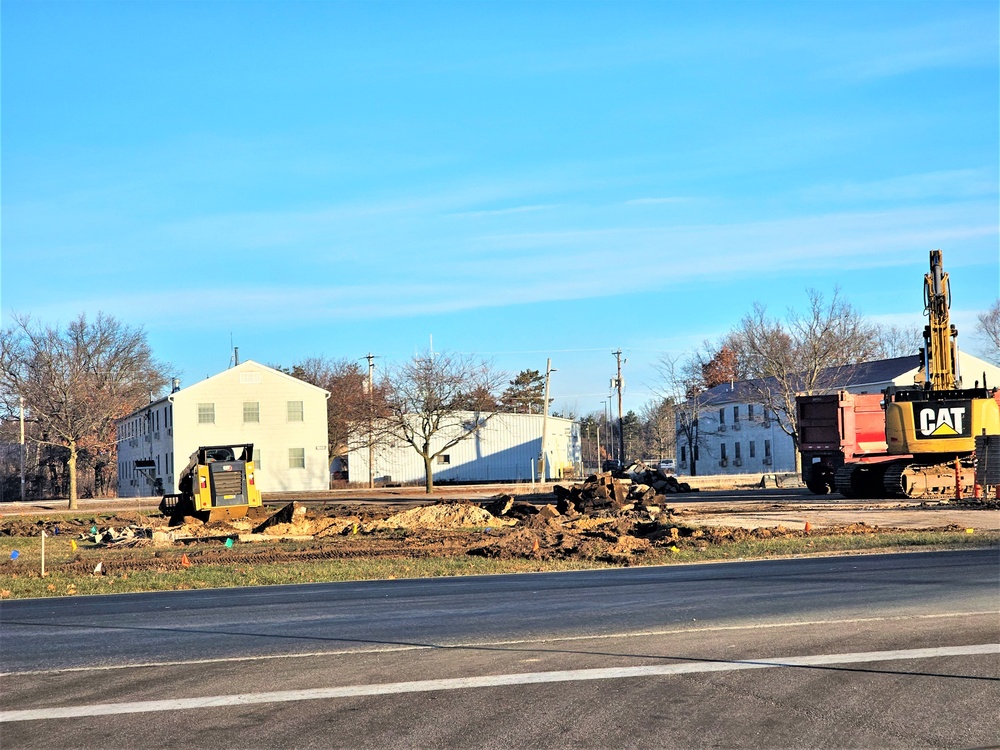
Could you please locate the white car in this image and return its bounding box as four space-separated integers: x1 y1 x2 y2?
657 459 676 473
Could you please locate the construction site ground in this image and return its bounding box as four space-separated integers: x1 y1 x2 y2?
2 478 998 583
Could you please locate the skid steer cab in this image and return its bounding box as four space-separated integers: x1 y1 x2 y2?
160 444 262 524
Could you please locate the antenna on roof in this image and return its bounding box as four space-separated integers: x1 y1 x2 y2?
228 334 240 368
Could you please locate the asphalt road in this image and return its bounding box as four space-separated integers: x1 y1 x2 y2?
2 549 998 749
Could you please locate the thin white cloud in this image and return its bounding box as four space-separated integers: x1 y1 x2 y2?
449 204 560 218
623 197 688 206
801 169 997 203
20 201 994 330
824 14 998 80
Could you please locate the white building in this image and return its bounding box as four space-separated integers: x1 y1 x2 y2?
348 413 581 485
676 352 1000 477
116 360 330 497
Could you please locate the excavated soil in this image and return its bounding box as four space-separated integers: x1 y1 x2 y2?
2 489 994 579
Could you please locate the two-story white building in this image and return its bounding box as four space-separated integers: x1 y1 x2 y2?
116 360 330 497
676 352 1000 477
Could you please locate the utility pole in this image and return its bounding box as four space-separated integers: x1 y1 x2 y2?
613 349 625 466
538 358 555 481
20 396 26 502
364 352 377 489
594 420 601 473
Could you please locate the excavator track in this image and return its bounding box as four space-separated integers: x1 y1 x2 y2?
882 459 976 500
834 462 891 499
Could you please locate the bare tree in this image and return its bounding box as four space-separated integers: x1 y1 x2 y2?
727 288 881 473
640 397 675 461
873 323 923 359
655 352 718 476
976 300 1000 365
381 350 505 493
0 313 169 508
286 357 386 457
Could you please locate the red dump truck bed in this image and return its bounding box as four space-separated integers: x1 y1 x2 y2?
796 391 894 494
797 392 887 456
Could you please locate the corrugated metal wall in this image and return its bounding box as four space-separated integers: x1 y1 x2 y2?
348 413 581 484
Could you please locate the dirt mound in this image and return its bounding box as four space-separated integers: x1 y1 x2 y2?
468 526 579 559
367 501 512 531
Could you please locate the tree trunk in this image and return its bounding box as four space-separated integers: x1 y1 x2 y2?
67 440 79 510
423 453 435 494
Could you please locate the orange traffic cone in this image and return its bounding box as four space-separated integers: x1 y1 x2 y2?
804 521 812 532
181 553 191 568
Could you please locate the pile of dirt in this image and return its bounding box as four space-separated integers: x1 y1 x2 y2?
366 501 513 531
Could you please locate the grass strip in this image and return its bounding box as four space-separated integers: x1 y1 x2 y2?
0 530 996 600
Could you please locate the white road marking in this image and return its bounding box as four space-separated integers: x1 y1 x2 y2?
2 643 996 723
2 609 995 677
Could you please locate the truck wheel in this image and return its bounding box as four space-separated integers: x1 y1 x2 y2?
806 480 831 495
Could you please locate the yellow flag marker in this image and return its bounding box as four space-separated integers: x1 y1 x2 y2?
965 528 975 534
70 540 78 551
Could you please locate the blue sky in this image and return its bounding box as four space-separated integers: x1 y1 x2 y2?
3 0 998 417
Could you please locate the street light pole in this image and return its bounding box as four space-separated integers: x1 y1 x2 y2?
365 353 376 489
538 358 555 481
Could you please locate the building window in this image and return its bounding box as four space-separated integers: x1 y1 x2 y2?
198 403 215 424
694 445 699 461
680 446 687 462
287 401 304 422
254 448 263 471
437 454 451 465
748 404 755 420
733 405 739 422
243 402 260 423
735 442 741 460
749 441 756 458
288 448 305 469
719 408 725 425
764 439 772 458
720 443 727 460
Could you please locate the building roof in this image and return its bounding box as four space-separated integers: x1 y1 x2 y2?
697 354 921 406
694 351 1000 407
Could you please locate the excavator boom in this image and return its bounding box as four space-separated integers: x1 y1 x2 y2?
923 249 957 391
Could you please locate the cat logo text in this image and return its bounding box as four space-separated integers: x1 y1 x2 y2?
915 402 971 439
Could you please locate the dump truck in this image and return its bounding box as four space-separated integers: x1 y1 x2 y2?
798 250 1000 499
159 444 262 523
797 391 897 497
